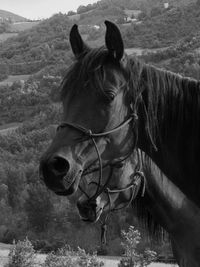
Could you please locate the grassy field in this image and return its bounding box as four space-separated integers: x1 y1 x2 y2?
0 33 18 42
0 74 30 87
0 22 39 43
67 10 93 21
0 123 21 135
125 47 169 56
11 21 40 32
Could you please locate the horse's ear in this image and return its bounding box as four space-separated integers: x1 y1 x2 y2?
105 20 124 61
69 24 89 58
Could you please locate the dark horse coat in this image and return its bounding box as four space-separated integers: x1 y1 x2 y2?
40 21 200 267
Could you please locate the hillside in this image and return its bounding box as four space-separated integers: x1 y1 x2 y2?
0 9 27 22
72 1 200 49
68 0 196 18
0 14 73 78
0 0 200 78
121 2 200 48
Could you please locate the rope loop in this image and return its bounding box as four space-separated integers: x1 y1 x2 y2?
130 113 138 121
85 129 92 137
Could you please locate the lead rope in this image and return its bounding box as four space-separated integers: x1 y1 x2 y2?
99 167 146 246
100 213 110 245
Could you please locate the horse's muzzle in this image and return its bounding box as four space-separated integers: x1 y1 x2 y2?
39 154 83 195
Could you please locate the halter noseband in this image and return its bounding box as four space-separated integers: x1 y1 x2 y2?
57 112 138 200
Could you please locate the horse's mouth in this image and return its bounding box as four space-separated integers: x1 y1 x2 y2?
54 179 76 196
52 170 83 196
79 206 103 223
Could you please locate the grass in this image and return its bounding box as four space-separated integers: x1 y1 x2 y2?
125 47 169 56
124 9 142 18
67 14 81 21
0 123 21 136
11 21 40 32
0 75 30 86
0 122 21 130
0 33 18 42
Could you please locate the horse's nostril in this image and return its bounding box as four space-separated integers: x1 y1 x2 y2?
51 156 70 174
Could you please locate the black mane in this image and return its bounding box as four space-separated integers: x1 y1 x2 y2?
127 58 200 147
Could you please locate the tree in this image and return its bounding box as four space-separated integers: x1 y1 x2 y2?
6 238 36 267
119 226 157 267
77 5 88 14
25 182 54 232
67 11 76 16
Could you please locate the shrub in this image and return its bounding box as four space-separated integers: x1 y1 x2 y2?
42 245 104 267
119 226 157 267
76 247 104 267
5 238 36 267
42 252 74 267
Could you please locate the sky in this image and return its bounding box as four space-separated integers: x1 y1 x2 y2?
0 0 98 20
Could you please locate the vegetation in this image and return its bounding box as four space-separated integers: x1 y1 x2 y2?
0 13 73 79
122 3 200 48
5 238 36 267
43 246 104 267
1 1 200 78
119 226 157 267
6 239 104 267
140 33 200 79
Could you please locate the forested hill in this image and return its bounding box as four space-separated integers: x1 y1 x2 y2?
0 10 27 22
1 0 200 74
69 0 195 15
0 14 73 79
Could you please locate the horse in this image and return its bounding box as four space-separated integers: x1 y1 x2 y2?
39 21 200 265
39 20 200 206
77 152 200 267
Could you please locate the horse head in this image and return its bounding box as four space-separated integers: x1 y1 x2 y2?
77 155 144 223
39 21 138 196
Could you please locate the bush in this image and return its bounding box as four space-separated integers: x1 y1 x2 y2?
42 252 74 267
76 247 104 267
5 238 36 267
42 245 104 267
119 226 157 267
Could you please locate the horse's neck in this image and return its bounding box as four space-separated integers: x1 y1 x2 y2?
143 160 200 267
138 66 200 205
143 160 200 233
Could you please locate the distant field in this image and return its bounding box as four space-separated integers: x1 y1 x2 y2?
67 13 81 21
0 122 21 130
68 10 93 21
0 74 30 86
0 32 18 42
125 47 169 56
11 21 40 32
124 9 142 18
0 123 21 135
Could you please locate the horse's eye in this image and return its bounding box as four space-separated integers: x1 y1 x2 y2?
105 90 116 101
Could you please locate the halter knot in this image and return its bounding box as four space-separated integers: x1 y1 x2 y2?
85 129 93 136
130 113 138 121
